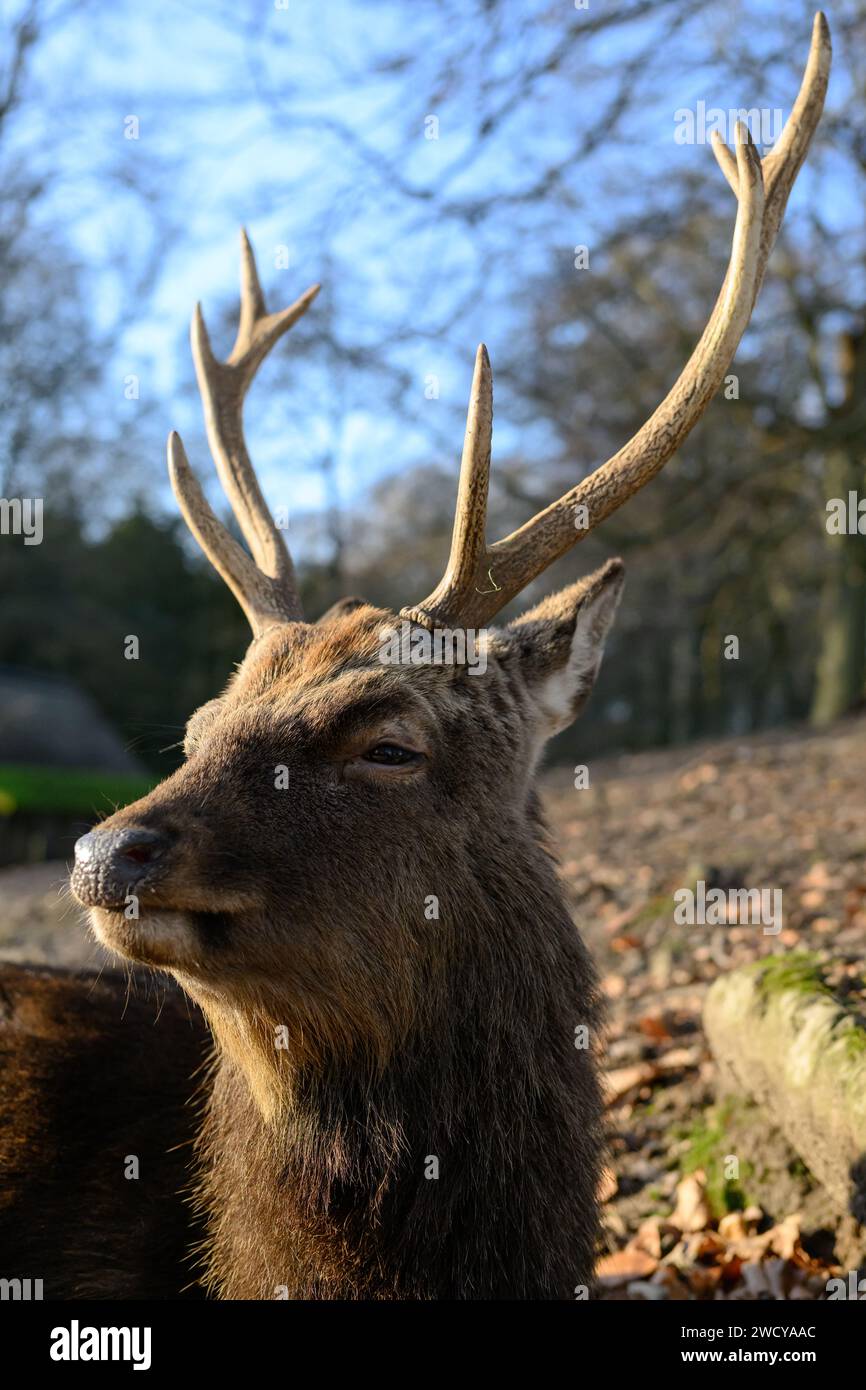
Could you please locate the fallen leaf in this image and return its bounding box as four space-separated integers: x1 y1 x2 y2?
638 1013 672 1042
611 934 643 953
657 1046 702 1071
718 1211 749 1242
603 1061 660 1105
596 1247 659 1285
670 1172 712 1234
686 1264 723 1296
719 1255 743 1287
768 1213 801 1261
633 1217 663 1260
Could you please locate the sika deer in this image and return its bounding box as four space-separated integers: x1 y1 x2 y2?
5 15 830 1300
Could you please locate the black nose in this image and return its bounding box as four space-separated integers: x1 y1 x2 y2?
72 826 172 908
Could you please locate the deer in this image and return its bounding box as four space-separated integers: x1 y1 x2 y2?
1 15 829 1300
0 962 208 1299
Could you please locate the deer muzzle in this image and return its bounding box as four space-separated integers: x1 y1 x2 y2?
72 825 174 909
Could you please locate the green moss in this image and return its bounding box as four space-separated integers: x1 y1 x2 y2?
672 1099 755 1218
787 1156 810 1181
747 951 833 1001
837 1024 866 1065
745 954 866 1068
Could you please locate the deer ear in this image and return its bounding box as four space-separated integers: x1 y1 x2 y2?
505 559 624 736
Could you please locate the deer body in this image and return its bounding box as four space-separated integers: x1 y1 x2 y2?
0 964 207 1299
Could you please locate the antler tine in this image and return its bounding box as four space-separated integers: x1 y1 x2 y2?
236 227 267 353
401 344 493 628
226 229 321 382
404 15 829 631
712 9 831 306
189 229 320 625
168 431 296 633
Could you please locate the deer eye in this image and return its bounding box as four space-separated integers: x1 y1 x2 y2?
362 743 421 766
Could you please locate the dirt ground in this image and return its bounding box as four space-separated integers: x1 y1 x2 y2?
545 713 866 1298
0 859 102 969
2 711 865 1298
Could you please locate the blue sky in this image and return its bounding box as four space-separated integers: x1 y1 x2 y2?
7 0 857 532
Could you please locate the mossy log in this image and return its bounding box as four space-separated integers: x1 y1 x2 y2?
704 955 866 1221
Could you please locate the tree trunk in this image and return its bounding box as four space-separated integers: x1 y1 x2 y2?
811 331 866 727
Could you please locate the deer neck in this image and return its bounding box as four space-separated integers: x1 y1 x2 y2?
194 827 604 1299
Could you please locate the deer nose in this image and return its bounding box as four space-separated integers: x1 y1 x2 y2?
72 826 172 908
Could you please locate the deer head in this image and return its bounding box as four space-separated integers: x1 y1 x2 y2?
71 17 830 1120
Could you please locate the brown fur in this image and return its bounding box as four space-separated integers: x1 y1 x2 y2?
0 963 209 1298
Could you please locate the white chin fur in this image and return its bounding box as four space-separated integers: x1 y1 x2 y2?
89 908 198 968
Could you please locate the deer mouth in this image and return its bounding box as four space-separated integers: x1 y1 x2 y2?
86 902 238 971
86 906 201 969
71 823 243 968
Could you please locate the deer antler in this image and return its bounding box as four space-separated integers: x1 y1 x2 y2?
401 12 831 631
168 230 319 633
